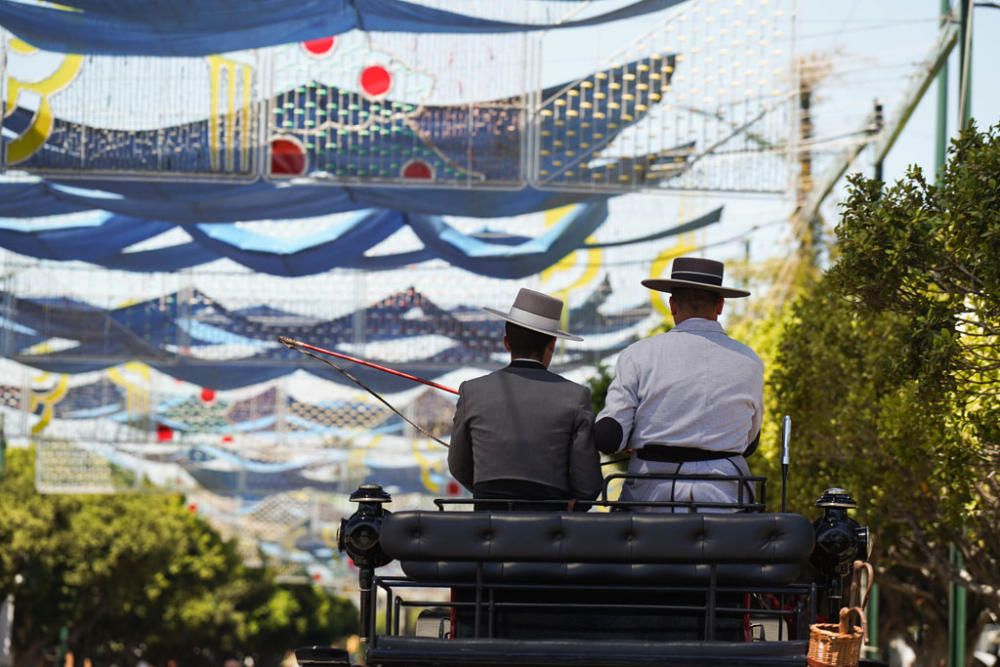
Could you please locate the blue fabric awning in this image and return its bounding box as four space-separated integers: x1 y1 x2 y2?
0 203 722 277
0 0 687 56
2 286 653 389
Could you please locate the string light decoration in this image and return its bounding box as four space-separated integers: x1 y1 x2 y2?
265 29 529 187
2 1 792 193
1 31 260 179
532 0 795 193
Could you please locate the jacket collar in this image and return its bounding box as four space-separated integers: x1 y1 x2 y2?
508 359 547 369
672 318 725 334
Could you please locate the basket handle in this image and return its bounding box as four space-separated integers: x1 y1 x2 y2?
850 560 875 609
838 606 868 642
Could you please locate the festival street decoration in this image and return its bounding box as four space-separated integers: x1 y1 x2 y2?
0 0 794 585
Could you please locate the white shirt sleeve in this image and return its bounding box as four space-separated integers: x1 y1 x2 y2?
596 352 640 452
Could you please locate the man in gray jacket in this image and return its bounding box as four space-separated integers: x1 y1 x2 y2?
448 288 603 508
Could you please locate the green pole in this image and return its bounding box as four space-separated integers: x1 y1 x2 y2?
947 6 969 666
866 583 881 661
957 0 973 128
948 545 967 667
57 626 69 667
936 0 951 176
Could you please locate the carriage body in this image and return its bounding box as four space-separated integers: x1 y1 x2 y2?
314 474 875 667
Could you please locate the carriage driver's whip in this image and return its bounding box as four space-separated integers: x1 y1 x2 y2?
279 336 627 466
278 336 453 448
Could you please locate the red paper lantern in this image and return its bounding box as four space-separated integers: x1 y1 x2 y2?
270 137 307 176
446 480 461 496
156 424 173 442
401 159 433 180
360 65 392 98
200 387 216 403
302 36 336 57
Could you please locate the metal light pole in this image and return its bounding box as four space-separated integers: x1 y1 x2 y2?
945 4 970 666
936 0 951 176
957 0 974 128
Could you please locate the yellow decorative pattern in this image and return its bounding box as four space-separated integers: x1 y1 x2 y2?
9 38 38 55
106 362 152 419
207 56 253 172
28 373 70 435
411 438 445 494
647 233 698 319
5 47 84 165
539 205 604 333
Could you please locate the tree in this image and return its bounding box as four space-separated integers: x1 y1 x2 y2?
773 123 999 666
0 447 356 667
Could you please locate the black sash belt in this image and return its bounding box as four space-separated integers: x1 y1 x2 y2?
635 445 742 463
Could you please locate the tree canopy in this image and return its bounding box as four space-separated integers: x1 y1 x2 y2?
773 122 999 663
0 446 356 667
587 122 998 665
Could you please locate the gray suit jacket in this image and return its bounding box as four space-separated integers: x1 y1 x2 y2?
448 360 602 499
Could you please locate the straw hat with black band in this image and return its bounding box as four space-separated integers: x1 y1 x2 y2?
483 288 583 342
641 256 750 298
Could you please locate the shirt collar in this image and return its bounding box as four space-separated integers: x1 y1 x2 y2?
510 358 546 368
672 318 725 334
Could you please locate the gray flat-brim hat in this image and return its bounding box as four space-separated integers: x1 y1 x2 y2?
641 256 750 298
483 288 583 342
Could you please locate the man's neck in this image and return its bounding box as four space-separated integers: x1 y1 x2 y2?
672 313 718 325
510 356 547 368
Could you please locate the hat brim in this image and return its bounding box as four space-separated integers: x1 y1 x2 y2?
482 307 583 342
641 278 750 298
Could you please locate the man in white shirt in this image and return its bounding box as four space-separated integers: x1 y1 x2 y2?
594 257 763 512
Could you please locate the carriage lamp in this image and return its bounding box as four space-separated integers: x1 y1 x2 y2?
339 484 393 642
811 487 871 618
338 483 393 569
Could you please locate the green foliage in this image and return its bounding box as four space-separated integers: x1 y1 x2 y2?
585 362 615 416
727 305 791 478
773 123 1000 662
0 447 356 667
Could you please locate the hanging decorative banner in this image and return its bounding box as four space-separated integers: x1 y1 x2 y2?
0 0 691 57
2 33 260 179
530 0 794 194
0 0 795 194
1 285 653 390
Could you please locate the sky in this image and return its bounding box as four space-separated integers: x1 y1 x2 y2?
538 0 999 275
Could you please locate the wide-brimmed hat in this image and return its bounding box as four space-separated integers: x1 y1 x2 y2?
483 288 582 341
641 256 750 298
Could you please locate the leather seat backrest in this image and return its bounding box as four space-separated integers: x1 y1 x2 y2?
381 512 814 565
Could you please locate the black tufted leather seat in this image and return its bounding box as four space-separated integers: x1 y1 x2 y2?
382 511 814 586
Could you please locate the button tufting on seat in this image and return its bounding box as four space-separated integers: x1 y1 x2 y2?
481 530 493 541
411 530 422 539
550 530 563 541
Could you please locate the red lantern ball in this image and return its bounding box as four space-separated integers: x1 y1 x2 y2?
360 65 392 98
302 36 335 57
270 137 308 176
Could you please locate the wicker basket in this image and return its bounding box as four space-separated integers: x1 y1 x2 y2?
807 607 867 667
